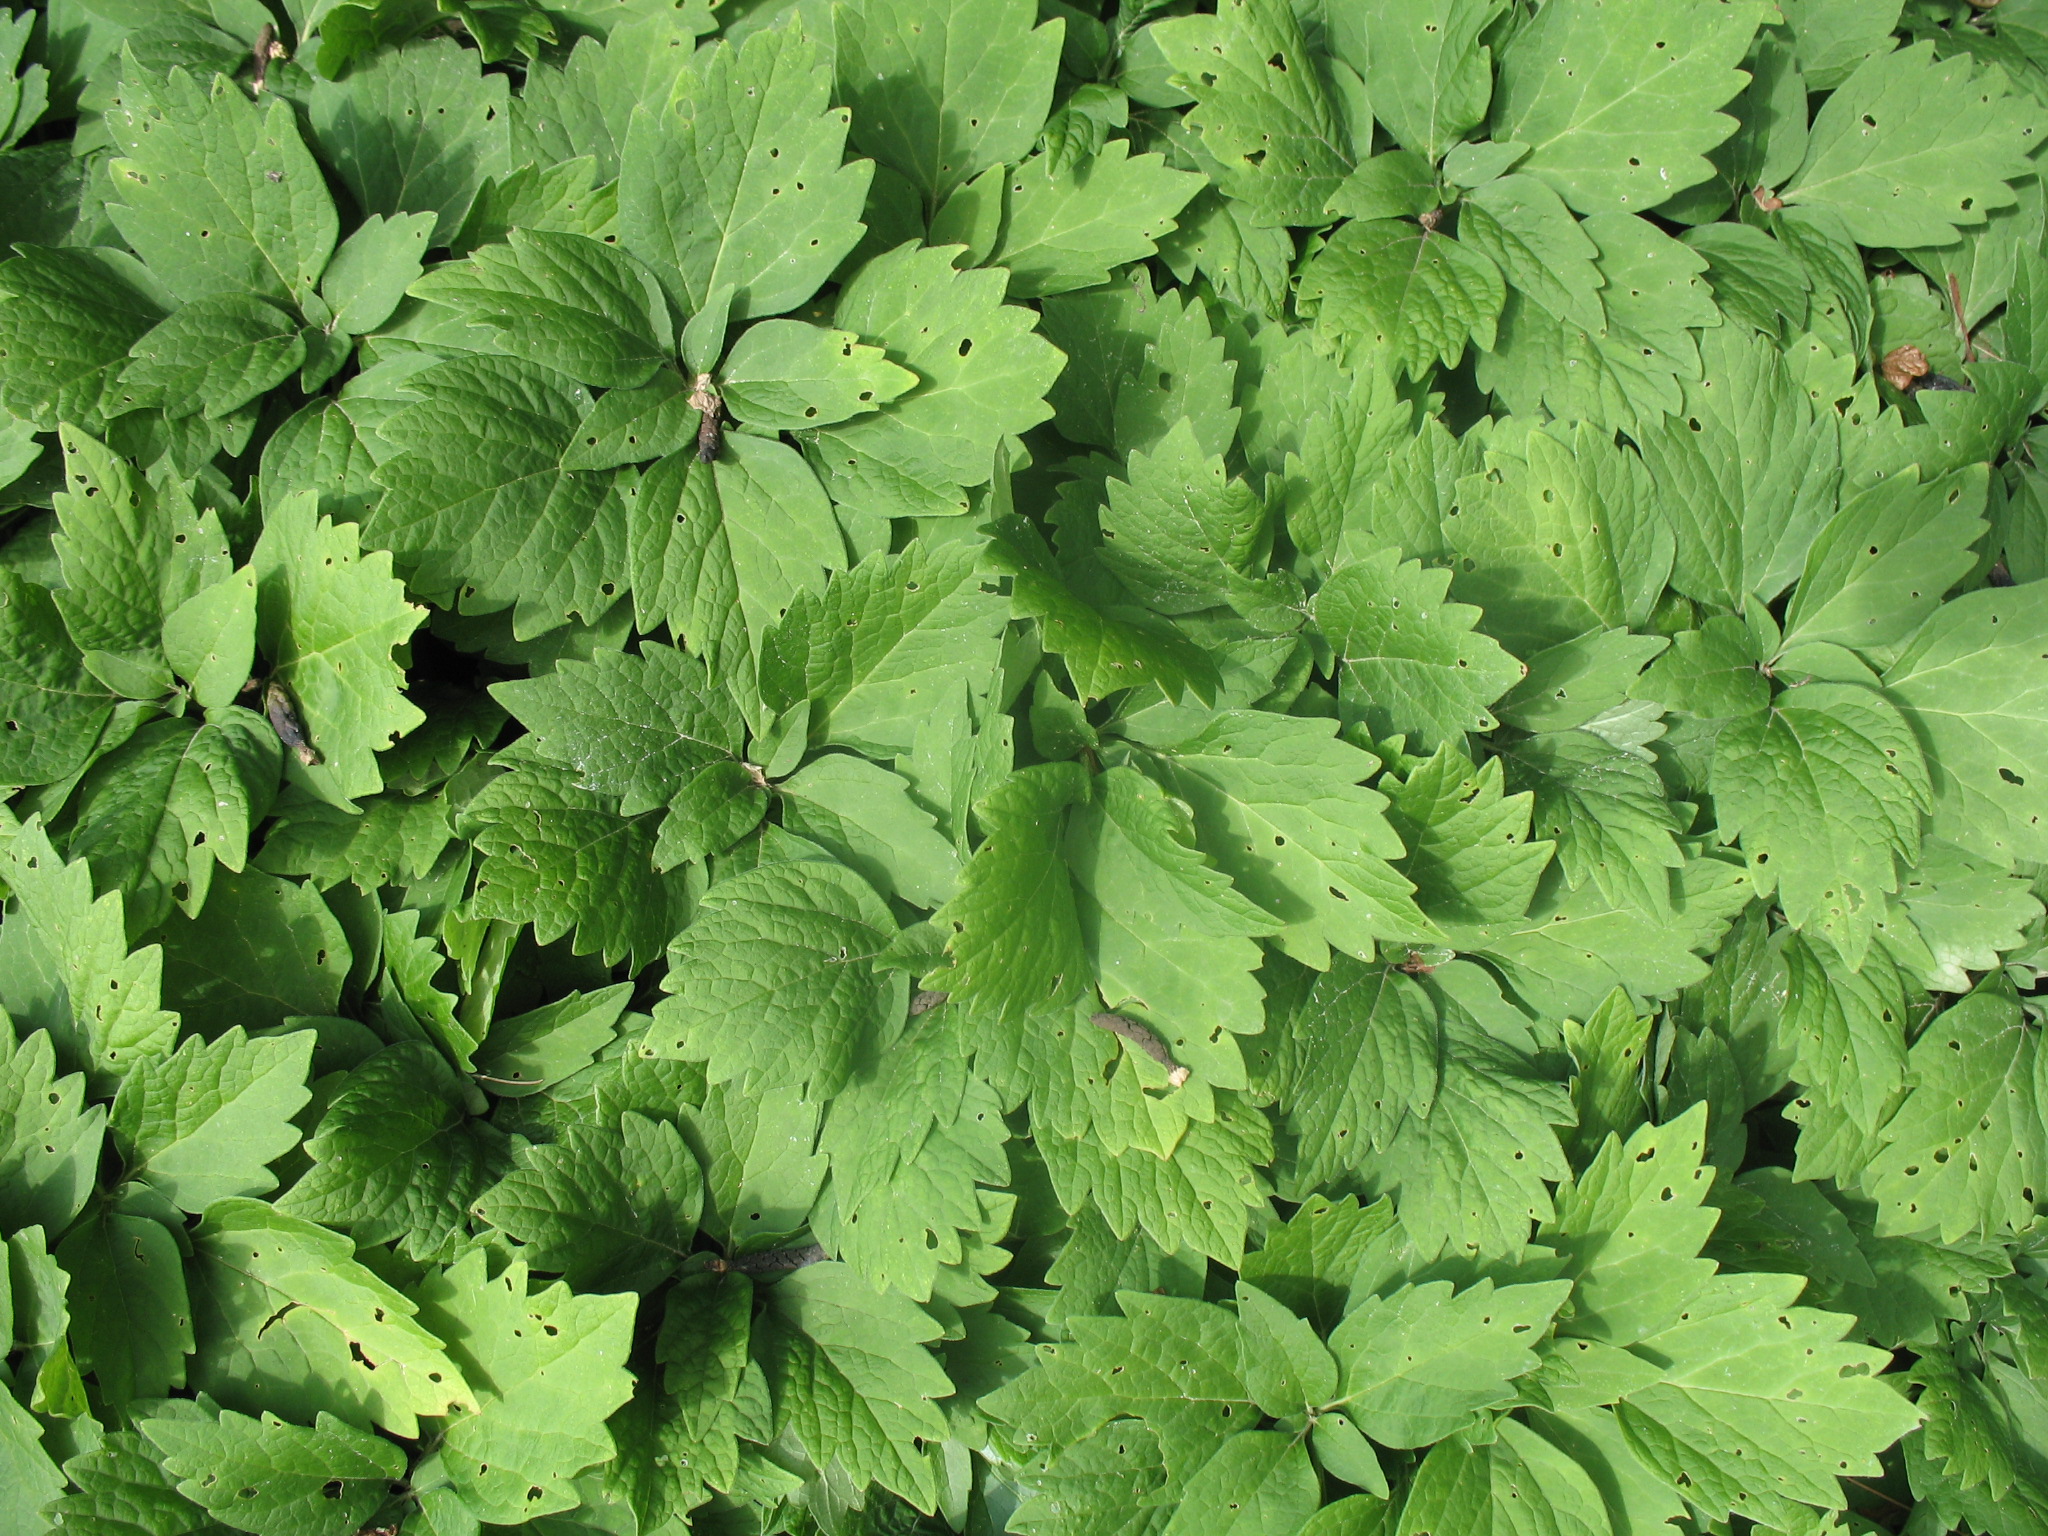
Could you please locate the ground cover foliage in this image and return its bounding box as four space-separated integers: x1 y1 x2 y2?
5 0 2048 1532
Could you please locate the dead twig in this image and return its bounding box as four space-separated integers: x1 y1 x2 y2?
707 1243 828 1274
1091 1012 1191 1087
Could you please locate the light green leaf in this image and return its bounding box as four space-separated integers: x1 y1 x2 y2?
1492 0 1764 215
1864 986 2045 1243
279 1041 508 1263
989 514 1220 706
69 711 281 932
618 25 871 318
140 1407 404 1536
41 1429 210 1536
993 142 1204 300
110 1026 311 1213
1316 546 1527 752
1893 836 2045 992
1883 585 2048 866
834 0 1063 205
756 1260 954 1510
105 65 337 305
162 567 258 711
1781 467 1987 659
1096 420 1276 620
475 1112 701 1292
320 211 436 336
1331 1278 1570 1447
414 1250 638 1523
1779 41 2048 249
806 242 1064 520
926 763 1090 1023
471 984 631 1098
649 856 899 1098
1388 749 1553 928
0 1389 63 1536
561 371 696 472
1152 0 1360 226
627 431 846 683
1614 1272 1925 1528
0 1016 105 1238
720 318 918 432
1159 1432 1319 1536
1508 730 1682 919
1301 220 1504 381
778 753 962 909
1394 1421 1611 1536
188 1198 476 1439
1712 683 1929 967
1271 960 1437 1191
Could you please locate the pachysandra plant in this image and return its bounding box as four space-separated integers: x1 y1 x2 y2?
0 0 2047 1533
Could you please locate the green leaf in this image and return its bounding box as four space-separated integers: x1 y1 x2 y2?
1316 546 1527 752
369 355 621 639
119 295 305 423
1780 467 1988 659
278 1041 508 1262
1779 931 1908 1136
1359 0 1505 163
492 641 762 868
320 211 436 336
475 1112 701 1291
0 567 118 788
70 711 281 932
992 142 1204 300
1864 986 2046 1243
1883 584 2048 865
105 65 337 306
1387 748 1553 928
989 514 1220 706
57 1207 193 1408
626 432 846 683
618 25 871 318
1301 221 1504 381
0 1016 105 1237
719 319 919 432
1779 41 2048 249
1068 766 1279 1086
1096 420 1275 620
926 763 1090 1023
1613 1272 1925 1527
834 0 1062 205
41 1430 210 1536
470 984 631 1098
1330 1276 1570 1447
1712 682 1930 967
140 1406 405 1536
777 753 962 909
305 37 511 247
1153 0 1360 226
0 1390 62 1536
649 856 899 1098
1271 960 1437 1191
410 227 673 392
0 245 167 432
159 868 350 1034
1492 0 1764 215
805 242 1064 520
1507 730 1683 919
187 1198 475 1438
1117 709 1428 969
162 567 258 711
413 1249 638 1523
110 1025 311 1212
1159 1432 1319 1536
460 756 682 970
1394 1422 1611 1536
756 1260 954 1511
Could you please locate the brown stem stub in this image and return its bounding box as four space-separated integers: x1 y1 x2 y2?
1090 1012 1191 1087
689 372 725 463
1881 344 1930 393
251 24 285 94
708 1242 828 1274
1418 207 1444 233
1751 185 1784 213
